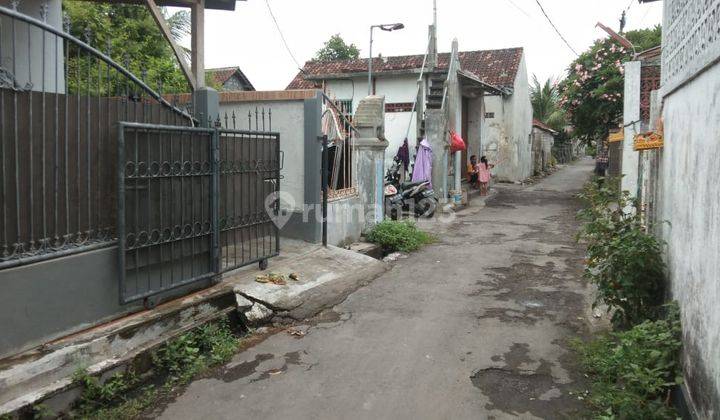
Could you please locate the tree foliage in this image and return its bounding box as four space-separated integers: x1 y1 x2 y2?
530 75 567 132
626 25 662 52
315 34 360 62
63 1 190 93
559 26 662 144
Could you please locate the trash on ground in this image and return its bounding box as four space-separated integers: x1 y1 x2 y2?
256 272 287 285
289 272 300 281
383 252 407 262
287 328 306 337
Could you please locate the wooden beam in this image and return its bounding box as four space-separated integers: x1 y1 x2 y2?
596 22 635 52
191 0 205 88
145 0 196 91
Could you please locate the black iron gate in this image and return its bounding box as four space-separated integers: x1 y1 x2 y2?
117 122 280 304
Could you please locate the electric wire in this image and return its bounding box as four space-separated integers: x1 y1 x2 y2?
264 0 304 71
505 0 532 19
534 0 579 56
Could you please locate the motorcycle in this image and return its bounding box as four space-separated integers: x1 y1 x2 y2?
384 158 438 219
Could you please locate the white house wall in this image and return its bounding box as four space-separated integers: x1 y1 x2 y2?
655 0 720 416
657 45 720 420
325 75 418 169
467 96 483 160
482 55 533 182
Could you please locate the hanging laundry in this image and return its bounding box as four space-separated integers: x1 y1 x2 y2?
395 138 410 172
411 137 433 188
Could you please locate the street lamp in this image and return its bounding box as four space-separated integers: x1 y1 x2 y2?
368 23 405 95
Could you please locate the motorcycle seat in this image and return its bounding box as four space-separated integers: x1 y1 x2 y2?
401 181 425 189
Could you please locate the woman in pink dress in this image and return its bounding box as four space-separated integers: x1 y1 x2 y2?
478 156 495 196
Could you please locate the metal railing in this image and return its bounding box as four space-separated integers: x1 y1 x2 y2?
0 3 193 269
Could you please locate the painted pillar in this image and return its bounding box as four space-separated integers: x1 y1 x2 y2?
621 61 641 197
353 96 388 229
0 0 64 93
192 87 218 126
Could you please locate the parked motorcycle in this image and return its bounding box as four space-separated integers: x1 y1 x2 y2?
384 158 438 219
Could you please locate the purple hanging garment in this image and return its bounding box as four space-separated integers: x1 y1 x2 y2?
411 138 433 188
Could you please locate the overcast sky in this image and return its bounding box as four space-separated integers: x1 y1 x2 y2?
189 0 663 90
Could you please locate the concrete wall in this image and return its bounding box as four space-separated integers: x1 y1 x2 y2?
219 92 386 247
482 55 533 182
657 63 720 419
0 246 213 359
532 128 554 174
621 61 642 197
326 196 363 246
219 99 307 212
656 1 720 416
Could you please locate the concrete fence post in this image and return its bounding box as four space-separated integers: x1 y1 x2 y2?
353 96 389 231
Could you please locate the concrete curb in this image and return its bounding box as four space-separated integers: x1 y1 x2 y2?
0 243 388 417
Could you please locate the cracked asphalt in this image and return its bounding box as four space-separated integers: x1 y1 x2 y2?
152 159 597 420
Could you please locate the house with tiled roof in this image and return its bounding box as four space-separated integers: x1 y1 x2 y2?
206 66 255 91
532 119 557 174
286 44 533 185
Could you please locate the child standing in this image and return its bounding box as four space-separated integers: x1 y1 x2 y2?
478 156 495 196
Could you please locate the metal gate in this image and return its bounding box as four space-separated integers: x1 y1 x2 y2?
117 122 280 304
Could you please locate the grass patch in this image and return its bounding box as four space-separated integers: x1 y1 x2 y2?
66 316 241 419
572 303 682 419
366 219 434 253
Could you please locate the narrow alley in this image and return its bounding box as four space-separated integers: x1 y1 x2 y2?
148 160 597 419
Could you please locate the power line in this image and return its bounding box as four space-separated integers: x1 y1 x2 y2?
504 0 532 19
534 0 579 56
264 0 304 71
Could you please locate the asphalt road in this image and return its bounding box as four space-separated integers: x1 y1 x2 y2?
153 159 597 420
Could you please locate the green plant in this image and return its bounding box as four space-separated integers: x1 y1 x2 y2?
72 368 141 415
577 180 666 327
367 220 433 253
152 318 239 383
315 34 360 61
531 75 568 132
71 317 239 419
573 303 682 419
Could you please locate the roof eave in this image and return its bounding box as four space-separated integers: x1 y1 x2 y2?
304 68 424 80
458 70 508 96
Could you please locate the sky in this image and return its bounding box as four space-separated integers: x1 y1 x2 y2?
184 0 663 91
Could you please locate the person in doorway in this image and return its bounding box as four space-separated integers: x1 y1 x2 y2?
478 156 495 196
467 155 480 189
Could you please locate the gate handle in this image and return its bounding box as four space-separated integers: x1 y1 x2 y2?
279 150 285 170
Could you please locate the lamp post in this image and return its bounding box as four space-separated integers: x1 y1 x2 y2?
368 23 405 96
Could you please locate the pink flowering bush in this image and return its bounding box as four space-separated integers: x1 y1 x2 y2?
558 26 661 145
559 38 631 143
